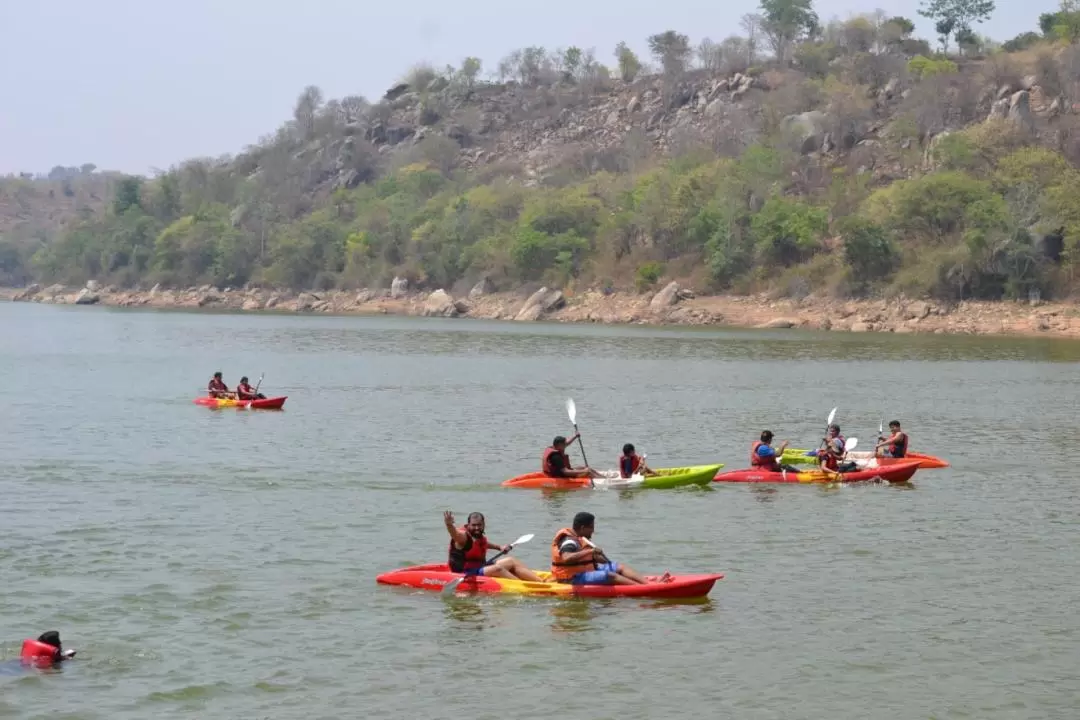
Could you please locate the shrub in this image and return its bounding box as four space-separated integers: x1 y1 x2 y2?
634 261 664 290
907 55 958 79
751 197 828 266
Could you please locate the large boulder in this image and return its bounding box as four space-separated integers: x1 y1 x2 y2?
649 281 681 312
781 111 827 154
469 277 494 299
1008 90 1034 131
13 284 41 301
74 288 99 305
515 287 565 321
422 289 458 317
390 276 409 299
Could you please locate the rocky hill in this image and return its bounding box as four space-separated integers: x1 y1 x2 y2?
5 7 1080 308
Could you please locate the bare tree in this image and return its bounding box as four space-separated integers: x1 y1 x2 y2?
294 85 324 141
740 13 763 65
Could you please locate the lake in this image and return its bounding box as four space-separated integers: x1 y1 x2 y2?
1 302 1078 719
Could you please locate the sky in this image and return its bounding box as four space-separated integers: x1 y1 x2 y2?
0 0 1056 176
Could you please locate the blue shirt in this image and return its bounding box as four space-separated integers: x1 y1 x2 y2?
755 444 777 459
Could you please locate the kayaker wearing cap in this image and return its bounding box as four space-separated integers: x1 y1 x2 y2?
543 435 600 479
207 372 234 399
235 376 266 400
875 421 908 458
751 431 799 472
444 511 551 582
618 444 656 479
551 512 670 585
20 631 76 668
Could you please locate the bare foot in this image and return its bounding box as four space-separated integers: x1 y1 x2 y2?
659 571 673 583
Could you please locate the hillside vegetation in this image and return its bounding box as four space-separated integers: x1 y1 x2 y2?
6 1 1080 303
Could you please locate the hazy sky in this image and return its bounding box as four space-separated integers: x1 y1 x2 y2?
0 0 1053 175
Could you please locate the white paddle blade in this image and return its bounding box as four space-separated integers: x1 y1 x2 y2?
845 438 858 452
827 407 837 426
511 533 534 547
566 398 576 424
441 576 465 596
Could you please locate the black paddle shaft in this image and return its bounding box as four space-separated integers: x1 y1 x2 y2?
573 423 590 467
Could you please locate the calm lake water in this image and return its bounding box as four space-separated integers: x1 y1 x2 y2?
1 302 1078 719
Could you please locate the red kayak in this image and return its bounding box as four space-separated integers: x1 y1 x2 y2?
193 396 287 410
376 564 723 598
713 459 921 484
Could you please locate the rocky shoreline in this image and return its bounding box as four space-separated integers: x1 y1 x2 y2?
3 280 1080 339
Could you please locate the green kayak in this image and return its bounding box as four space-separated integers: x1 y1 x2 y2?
502 464 723 489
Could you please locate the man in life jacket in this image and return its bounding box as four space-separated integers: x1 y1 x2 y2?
618 444 656 479
550 512 671 585
875 420 909 458
750 431 797 472
543 435 599 479
444 511 550 582
818 424 857 473
20 631 76 668
207 372 233 399
235 376 266 400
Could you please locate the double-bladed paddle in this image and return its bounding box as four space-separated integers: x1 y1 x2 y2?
441 533 535 596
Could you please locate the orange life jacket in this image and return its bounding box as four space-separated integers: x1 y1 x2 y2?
550 527 596 581
20 639 59 668
750 441 779 470
542 447 569 476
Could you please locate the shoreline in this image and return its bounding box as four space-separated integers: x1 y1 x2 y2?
3 282 1080 340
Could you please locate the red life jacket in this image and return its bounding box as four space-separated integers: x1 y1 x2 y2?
542 447 569 476
20 639 59 668
618 454 641 478
822 452 839 471
237 383 253 398
208 378 227 394
448 527 489 572
889 432 908 457
750 441 779 470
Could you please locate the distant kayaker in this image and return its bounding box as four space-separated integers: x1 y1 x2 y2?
551 512 670 585
236 376 266 400
20 631 76 668
875 421 908 458
444 511 551 582
751 431 799 472
618 444 656 479
543 435 600 479
207 372 234 399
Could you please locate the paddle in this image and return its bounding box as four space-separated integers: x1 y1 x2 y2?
441 533 535 596
566 398 594 488
876 418 885 456
245 372 265 409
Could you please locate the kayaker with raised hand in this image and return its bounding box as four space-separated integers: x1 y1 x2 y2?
818 424 856 473
236 376 266 401
551 512 671 585
618 443 656 479
543 435 600 479
444 511 551 582
875 420 908 458
207 371 234 399
751 431 800 472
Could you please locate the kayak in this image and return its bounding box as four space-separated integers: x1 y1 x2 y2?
376 564 723 598
782 449 948 469
713 459 921 484
193 396 287 410
501 464 723 490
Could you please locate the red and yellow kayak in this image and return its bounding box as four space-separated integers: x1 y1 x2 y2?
193 396 287 410
713 459 921 484
784 449 948 469
376 564 723 598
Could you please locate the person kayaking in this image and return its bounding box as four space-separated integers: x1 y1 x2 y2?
818 424 857 473
875 420 908 458
618 443 656 479
551 512 670 585
235 376 266 400
543 435 600 479
20 631 76 667
444 511 551 582
751 431 799 472
207 372 234 399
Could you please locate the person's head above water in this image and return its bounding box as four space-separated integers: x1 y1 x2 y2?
572 511 595 537
760 431 774 443
553 435 567 450
465 512 485 538
622 443 635 455
37 631 61 650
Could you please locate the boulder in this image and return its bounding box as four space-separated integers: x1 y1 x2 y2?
515 287 565 321
649 281 681 312
196 291 220 307
74 288 99 305
241 298 261 311
1008 90 1034 131
355 289 375 304
43 283 65 296
780 111 827 154
295 293 317 311
86 280 100 292
469 277 494 299
390 276 409 299
759 317 797 329
421 289 458 317
13 284 41 301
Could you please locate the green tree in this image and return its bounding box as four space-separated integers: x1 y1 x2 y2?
615 42 642 82
751 197 827 266
113 177 143 215
760 0 820 65
646 31 692 76
918 0 995 53
840 216 896 291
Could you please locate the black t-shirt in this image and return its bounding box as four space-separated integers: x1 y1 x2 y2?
547 451 568 477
